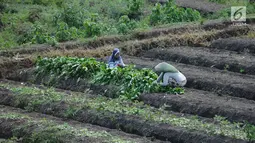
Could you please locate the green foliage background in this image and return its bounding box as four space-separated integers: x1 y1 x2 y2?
0 0 201 49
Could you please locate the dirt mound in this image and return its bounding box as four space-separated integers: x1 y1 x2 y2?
140 90 255 124
143 47 255 75
209 38 255 54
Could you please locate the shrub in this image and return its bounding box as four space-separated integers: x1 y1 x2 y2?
127 0 144 19
150 1 201 25
55 22 79 42
82 13 102 37
53 3 88 28
116 15 138 34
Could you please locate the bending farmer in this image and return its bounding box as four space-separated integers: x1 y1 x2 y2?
155 62 187 87
108 48 125 68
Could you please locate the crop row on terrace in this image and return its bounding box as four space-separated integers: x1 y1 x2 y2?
32 57 185 99
120 56 255 101
120 25 253 56
0 25 252 79
0 105 158 143
9 65 255 125
0 81 254 142
0 20 252 58
4 49 255 121
142 46 255 75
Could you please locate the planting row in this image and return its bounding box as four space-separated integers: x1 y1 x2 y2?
0 105 158 143
0 23 252 59
120 25 252 56
0 81 253 142
142 46 255 75
7 67 255 125
123 56 255 101
34 57 184 99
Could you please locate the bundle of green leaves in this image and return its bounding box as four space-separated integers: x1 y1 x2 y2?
36 57 185 99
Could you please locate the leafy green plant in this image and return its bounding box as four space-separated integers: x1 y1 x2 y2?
55 22 79 42
83 19 101 37
117 15 138 34
53 3 88 28
244 123 255 141
240 68 245 73
224 64 229 71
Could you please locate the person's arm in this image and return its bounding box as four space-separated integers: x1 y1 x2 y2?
156 72 164 83
117 58 125 67
120 58 125 67
161 73 169 86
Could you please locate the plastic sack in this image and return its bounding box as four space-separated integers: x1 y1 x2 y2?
154 62 179 73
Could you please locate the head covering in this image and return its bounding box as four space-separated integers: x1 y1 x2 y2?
108 48 122 63
155 62 179 73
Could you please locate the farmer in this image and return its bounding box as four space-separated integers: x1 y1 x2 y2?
108 48 125 68
154 62 187 87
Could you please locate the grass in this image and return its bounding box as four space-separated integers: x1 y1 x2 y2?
1 82 254 140
0 112 133 143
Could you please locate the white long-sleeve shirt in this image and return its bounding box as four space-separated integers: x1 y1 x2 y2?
157 71 187 87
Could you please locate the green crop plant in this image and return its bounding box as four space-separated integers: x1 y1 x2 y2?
240 68 245 73
244 123 255 141
35 57 184 99
1 83 254 141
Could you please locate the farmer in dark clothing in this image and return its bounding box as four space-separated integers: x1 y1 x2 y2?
108 48 125 68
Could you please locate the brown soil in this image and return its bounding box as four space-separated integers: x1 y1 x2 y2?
140 88 255 124
0 105 161 143
0 57 34 79
0 87 244 143
123 56 255 101
6 68 120 98
142 47 255 75
209 38 255 54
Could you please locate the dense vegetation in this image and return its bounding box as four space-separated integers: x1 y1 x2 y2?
0 0 202 49
35 57 184 99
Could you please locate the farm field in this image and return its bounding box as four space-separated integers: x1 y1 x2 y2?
0 0 255 143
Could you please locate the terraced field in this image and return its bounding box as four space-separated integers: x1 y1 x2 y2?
0 19 255 143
